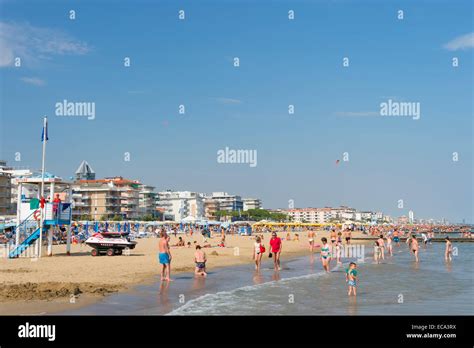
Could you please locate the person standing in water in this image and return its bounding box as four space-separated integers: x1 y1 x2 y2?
411 235 419 262
194 245 207 277
330 229 337 254
345 262 358 296
445 236 453 262
393 229 400 246
308 229 316 252
320 237 331 272
158 230 172 281
373 240 381 263
253 236 264 271
269 232 282 271
386 234 393 257
421 232 428 248
335 239 343 264
377 234 385 260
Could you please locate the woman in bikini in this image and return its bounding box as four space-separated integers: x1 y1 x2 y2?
320 237 331 272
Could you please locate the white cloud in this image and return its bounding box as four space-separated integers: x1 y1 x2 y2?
20 77 46 86
443 32 474 51
214 97 242 105
334 111 379 117
0 21 91 67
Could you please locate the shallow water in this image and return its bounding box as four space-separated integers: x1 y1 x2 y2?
63 242 473 315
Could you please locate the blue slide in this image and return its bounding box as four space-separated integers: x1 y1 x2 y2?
9 228 41 258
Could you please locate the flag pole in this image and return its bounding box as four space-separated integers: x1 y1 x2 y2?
39 116 47 258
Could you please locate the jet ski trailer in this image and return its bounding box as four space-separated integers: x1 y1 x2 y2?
85 232 137 256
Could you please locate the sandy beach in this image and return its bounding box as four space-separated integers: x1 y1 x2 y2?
0 229 366 314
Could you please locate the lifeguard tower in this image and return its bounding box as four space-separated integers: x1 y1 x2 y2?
9 173 73 258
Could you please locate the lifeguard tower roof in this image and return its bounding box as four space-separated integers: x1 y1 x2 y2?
16 172 72 185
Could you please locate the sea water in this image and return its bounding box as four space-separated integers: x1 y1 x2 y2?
63 242 473 315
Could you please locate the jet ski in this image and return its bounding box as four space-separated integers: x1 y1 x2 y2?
85 232 137 256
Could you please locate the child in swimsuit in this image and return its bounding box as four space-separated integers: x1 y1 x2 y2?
346 262 358 296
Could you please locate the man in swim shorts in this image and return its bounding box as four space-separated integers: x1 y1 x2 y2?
393 229 400 245
158 230 172 281
194 245 207 276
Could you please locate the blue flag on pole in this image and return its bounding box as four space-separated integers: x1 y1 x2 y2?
41 119 49 142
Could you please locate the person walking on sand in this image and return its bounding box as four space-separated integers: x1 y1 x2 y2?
158 230 172 281
445 236 453 262
194 245 207 277
253 236 264 271
269 232 282 271
411 235 419 262
320 237 331 272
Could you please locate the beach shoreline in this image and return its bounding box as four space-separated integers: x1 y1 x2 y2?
0 230 368 315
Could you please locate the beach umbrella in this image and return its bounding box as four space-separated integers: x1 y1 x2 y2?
94 221 99 232
117 222 121 232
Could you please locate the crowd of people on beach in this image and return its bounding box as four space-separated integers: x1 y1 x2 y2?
153 223 465 299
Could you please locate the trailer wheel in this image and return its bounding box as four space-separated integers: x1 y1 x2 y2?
116 249 123 255
106 248 114 256
91 249 99 257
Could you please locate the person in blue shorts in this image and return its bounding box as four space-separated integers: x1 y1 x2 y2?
346 262 358 296
158 230 172 281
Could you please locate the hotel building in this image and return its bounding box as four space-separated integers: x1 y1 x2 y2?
242 198 262 211
156 191 204 221
72 176 142 220
206 192 243 212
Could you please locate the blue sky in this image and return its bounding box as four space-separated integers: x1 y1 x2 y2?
0 0 473 222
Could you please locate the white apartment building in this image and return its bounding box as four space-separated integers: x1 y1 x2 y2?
156 191 204 221
287 208 332 223
138 184 157 217
206 192 243 212
287 206 382 224
242 198 262 211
